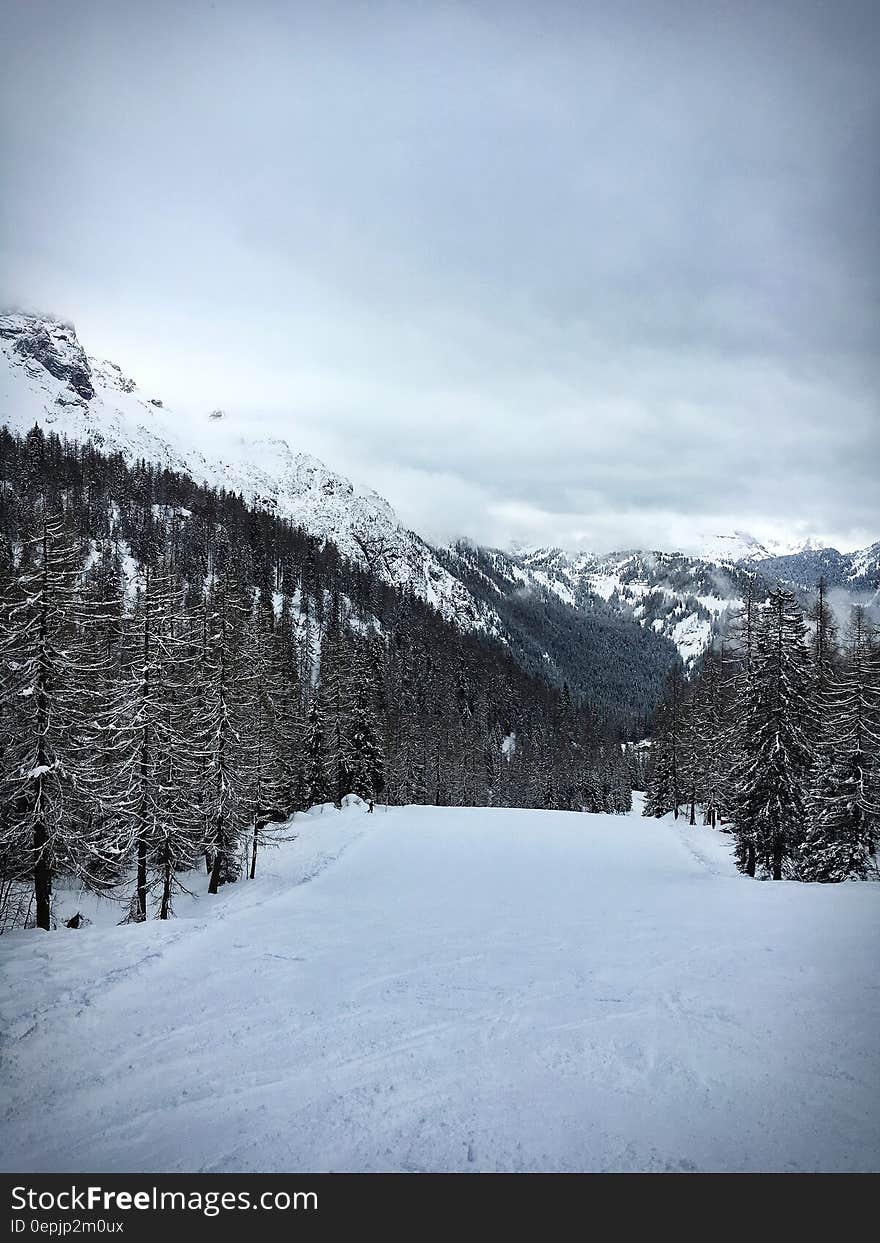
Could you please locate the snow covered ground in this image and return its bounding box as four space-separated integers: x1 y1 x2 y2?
2 799 879 1173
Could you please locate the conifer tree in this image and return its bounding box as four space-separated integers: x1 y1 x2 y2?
801 608 879 881
808 578 838 701
240 594 298 879
318 595 353 805
729 588 814 879
692 645 729 828
0 518 122 928
348 681 385 803
273 593 303 813
643 666 685 818
201 574 249 894
88 561 199 920
303 693 331 808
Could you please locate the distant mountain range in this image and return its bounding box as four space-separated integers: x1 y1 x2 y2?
500 539 879 662
2 312 877 724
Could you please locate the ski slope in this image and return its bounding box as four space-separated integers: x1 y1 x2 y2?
2 800 879 1173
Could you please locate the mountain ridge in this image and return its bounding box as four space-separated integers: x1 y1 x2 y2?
3 311 877 699
0 311 500 636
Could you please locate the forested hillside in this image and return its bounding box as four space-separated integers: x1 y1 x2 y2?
644 581 880 881
1 312 686 733
500 541 879 672
438 540 680 734
0 426 633 930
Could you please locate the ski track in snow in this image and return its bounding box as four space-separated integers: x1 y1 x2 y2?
1 800 879 1173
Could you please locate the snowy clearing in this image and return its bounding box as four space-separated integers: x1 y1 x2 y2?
2 799 879 1173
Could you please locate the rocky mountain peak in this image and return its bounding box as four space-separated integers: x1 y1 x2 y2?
0 312 95 402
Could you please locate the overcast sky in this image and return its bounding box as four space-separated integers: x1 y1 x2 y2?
2 0 878 553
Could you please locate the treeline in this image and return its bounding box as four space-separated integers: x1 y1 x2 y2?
643 580 880 881
0 426 632 930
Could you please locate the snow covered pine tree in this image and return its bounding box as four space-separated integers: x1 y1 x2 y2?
801 607 879 881
728 588 815 879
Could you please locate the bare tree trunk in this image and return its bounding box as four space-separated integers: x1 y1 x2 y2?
772 836 783 880
34 815 51 932
208 826 225 894
136 836 147 921
159 842 172 920
249 819 258 880
746 840 756 877
208 801 226 894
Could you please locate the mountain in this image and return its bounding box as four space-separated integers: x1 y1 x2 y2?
500 533 879 667
437 541 679 730
0 312 679 729
752 544 880 593
502 546 751 665
689 531 780 564
4 311 875 715
0 312 497 635
688 530 829 564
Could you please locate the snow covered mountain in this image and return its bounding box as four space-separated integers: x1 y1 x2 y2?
0 312 496 634
689 531 781 564
0 312 685 724
751 543 880 593
502 532 879 667
687 530 832 565
3 312 875 685
501 546 748 665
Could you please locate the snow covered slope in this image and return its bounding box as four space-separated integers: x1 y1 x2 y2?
1 799 878 1173
689 530 828 564
438 540 680 721
0 313 494 632
753 542 880 595
509 546 750 664
508 535 880 665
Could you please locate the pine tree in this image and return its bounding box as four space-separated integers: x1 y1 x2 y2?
643 666 685 818
122 565 171 920
679 684 701 825
808 578 838 703
612 755 633 813
347 681 385 803
200 575 249 894
729 588 815 879
691 645 729 828
112 563 202 919
801 608 879 881
273 592 303 814
240 595 296 879
318 595 353 805
303 693 331 808
0 518 123 928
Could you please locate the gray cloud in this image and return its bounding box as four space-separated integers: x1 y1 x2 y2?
1 0 878 553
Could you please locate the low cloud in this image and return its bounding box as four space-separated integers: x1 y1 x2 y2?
2 0 877 553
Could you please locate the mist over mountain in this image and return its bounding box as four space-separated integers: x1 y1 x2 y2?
2 310 878 727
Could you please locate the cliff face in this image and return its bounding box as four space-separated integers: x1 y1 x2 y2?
0 313 95 401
